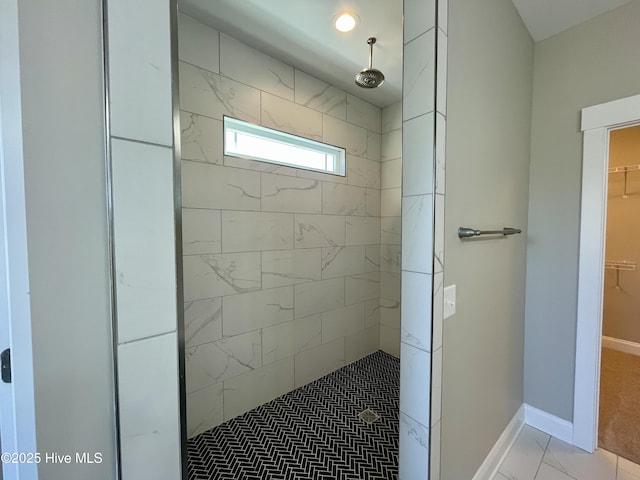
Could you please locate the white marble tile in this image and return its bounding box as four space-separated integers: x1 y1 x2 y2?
186 382 223 438
185 330 261 393
184 297 222 348
403 30 436 121
296 167 348 185
438 0 449 33
381 188 402 217
436 112 446 194
498 425 550 480
222 286 294 337
399 412 430 480
431 420 442 480
380 271 401 302
183 252 260 301
380 244 402 274
431 348 442 426
321 246 365 279
108 0 172 146
262 173 321 214
400 342 431 427
618 457 640 480
262 315 322 365
366 188 382 217
365 245 381 273
402 194 434 274
294 338 345 387
403 113 435 197
295 278 345 318
542 437 617 480
221 210 293 253
182 208 221 255
361 301 378 330
223 357 295 421
180 112 223 165
381 216 402 246
437 29 448 116
346 217 380 246
220 33 294 100
347 155 381 189
382 158 402 189
433 272 444 351
178 14 219 73
262 248 321 288
380 299 401 329
381 129 402 162
404 0 436 44
323 116 367 157
380 325 401 358
118 333 180 480
494 474 511 480
346 272 380 305
321 303 365 344
535 463 575 480
346 325 379 363
401 271 433 351
294 70 346 120
179 62 260 123
294 214 345 248
182 161 261 211
434 194 445 273
366 130 382 163
111 139 176 343
382 102 402 134
346 94 381 133
322 183 367 216
224 154 298 177
261 92 323 141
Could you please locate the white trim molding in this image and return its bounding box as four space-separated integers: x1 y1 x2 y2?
574 93 640 453
524 404 574 444
472 405 525 480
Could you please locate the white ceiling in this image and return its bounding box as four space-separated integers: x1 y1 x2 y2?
179 0 634 108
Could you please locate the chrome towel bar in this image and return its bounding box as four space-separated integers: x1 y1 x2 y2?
458 227 522 238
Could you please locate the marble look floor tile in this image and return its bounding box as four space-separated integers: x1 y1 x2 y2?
498 426 550 480
619 457 640 480
542 437 616 480
535 463 575 480
493 473 511 480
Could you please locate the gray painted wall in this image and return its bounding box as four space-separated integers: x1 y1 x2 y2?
18 1 117 478
441 0 533 478
524 0 640 421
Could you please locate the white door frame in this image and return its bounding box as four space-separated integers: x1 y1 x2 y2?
0 1 39 477
573 93 640 452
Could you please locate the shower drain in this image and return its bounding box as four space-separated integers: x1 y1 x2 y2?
358 408 380 424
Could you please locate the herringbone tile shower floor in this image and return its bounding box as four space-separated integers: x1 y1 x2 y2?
187 350 399 480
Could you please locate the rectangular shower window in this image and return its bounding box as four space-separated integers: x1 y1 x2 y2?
223 116 346 176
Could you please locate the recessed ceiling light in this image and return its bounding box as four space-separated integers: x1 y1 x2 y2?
334 11 359 33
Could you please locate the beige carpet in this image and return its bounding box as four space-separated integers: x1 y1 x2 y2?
599 346 640 464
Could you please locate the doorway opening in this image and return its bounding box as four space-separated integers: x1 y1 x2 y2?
598 124 640 462
574 93 640 453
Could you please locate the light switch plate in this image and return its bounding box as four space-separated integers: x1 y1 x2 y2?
443 284 456 319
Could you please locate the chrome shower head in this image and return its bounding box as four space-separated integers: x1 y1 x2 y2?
355 37 385 88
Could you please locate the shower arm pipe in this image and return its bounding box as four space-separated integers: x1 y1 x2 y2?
458 226 522 238
368 38 374 69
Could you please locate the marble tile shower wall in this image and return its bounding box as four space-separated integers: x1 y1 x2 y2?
177 14 390 438
380 102 403 357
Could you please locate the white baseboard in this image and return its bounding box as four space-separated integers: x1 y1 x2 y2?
472 405 525 480
602 335 640 357
524 404 573 444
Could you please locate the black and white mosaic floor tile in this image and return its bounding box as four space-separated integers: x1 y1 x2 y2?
187 350 399 480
